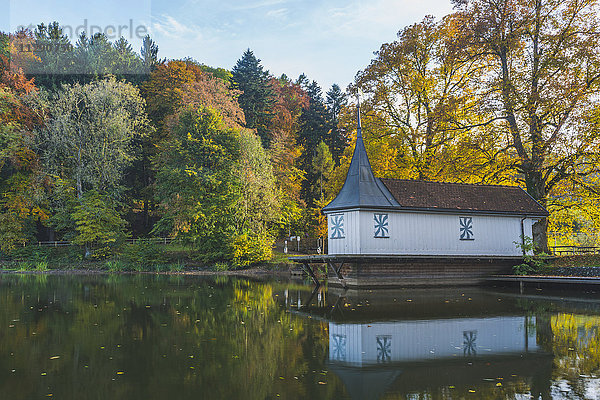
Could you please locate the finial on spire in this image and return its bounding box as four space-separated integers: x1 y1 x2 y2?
356 92 362 139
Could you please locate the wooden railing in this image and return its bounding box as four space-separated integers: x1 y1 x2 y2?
22 237 177 248
550 245 600 256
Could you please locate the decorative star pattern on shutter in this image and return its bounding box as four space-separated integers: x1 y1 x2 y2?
459 217 474 240
374 213 389 238
330 214 345 239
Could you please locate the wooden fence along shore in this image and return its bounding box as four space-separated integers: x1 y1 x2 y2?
18 237 178 248
549 246 600 256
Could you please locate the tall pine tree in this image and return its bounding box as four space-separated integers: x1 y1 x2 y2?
325 84 348 165
231 49 275 146
296 75 330 206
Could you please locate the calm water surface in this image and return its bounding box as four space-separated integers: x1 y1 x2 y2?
1 274 599 399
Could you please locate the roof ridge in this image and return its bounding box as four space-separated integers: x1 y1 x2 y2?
377 177 523 190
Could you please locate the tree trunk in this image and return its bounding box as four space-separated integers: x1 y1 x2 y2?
525 170 549 254
532 218 549 254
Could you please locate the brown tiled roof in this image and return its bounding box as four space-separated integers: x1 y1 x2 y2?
379 178 549 216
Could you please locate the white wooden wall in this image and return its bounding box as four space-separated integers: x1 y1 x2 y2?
327 210 536 256
327 211 361 255
328 316 537 366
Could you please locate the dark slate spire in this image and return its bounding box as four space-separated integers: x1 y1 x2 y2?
322 100 399 212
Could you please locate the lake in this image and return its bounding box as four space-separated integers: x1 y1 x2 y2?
0 273 599 399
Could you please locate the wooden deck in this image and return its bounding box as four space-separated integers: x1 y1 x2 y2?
289 254 522 288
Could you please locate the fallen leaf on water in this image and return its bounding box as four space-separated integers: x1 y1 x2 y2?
49 356 60 360
116 371 125 375
318 381 327 385
469 390 476 393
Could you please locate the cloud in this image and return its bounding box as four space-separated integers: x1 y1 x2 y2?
152 14 197 39
265 8 289 19
317 0 452 40
228 0 289 11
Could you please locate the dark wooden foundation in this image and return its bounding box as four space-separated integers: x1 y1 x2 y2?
290 255 520 288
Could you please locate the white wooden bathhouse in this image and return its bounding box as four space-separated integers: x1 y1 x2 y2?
322 110 548 257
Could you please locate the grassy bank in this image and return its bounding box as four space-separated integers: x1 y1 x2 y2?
548 254 600 269
0 243 295 273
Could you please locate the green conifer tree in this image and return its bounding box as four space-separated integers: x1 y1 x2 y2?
231 49 275 146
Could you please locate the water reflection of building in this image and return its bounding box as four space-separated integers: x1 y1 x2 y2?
329 316 535 365
281 287 553 400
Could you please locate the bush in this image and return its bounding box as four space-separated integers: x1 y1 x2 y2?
513 236 551 275
513 263 535 276
90 246 115 260
35 260 49 271
18 261 33 271
213 262 230 271
231 231 273 268
121 241 168 269
169 261 185 272
8 246 83 263
105 260 128 272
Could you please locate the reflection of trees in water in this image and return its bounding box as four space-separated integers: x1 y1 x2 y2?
0 275 343 399
533 312 600 399
549 313 600 373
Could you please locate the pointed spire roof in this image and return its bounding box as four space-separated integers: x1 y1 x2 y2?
323 101 399 212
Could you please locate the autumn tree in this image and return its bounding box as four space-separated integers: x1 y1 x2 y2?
312 141 334 200
0 82 47 249
1 30 38 94
267 76 309 234
352 16 492 182
141 60 202 132
454 0 600 251
36 77 148 242
154 106 280 266
182 72 246 130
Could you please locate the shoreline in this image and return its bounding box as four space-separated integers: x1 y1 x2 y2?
0 266 295 278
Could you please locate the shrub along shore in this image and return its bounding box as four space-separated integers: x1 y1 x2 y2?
0 242 295 273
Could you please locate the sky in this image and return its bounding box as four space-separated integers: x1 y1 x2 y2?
2 0 454 90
